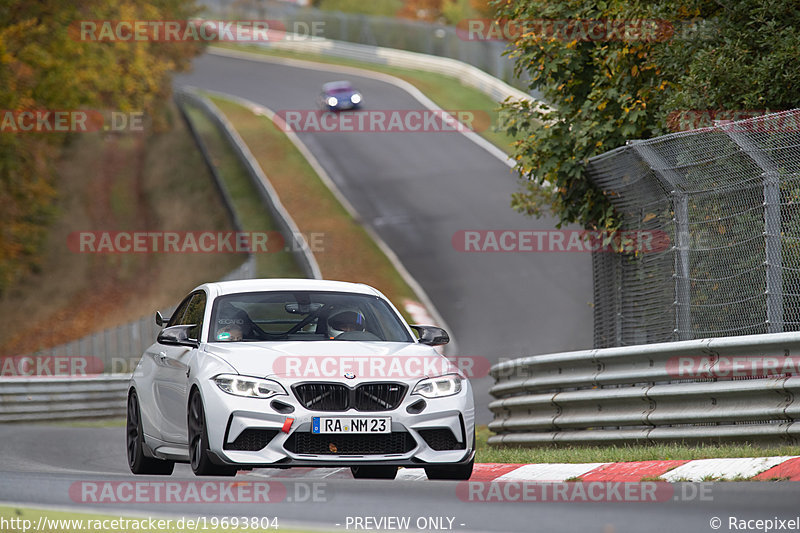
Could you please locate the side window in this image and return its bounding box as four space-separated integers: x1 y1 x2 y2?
182 292 207 341
166 295 193 328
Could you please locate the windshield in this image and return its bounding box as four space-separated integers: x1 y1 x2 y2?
208 291 413 343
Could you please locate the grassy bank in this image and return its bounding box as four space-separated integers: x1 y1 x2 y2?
0 102 242 357
180 102 304 278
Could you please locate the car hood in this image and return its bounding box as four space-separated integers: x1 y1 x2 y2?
203 341 458 384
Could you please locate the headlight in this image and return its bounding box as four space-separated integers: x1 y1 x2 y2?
412 374 462 399
326 96 338 107
214 375 287 399
350 93 362 104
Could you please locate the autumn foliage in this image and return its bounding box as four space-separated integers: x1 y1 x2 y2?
0 0 202 293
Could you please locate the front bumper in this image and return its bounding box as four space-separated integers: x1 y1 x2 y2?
200 379 475 467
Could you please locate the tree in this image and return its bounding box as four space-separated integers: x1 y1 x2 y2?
495 0 800 230
0 0 202 292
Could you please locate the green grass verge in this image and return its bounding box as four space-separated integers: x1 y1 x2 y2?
181 102 304 279
475 425 800 463
317 0 403 17
210 43 515 154
0 506 320 533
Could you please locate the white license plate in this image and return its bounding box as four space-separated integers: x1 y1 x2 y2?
312 417 390 434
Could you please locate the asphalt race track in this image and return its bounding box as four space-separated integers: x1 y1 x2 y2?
4 50 798 532
174 50 594 423
2 425 800 532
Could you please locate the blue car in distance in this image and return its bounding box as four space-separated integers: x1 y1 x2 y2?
318 81 363 111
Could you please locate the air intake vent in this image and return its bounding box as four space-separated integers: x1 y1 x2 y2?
224 429 279 451
417 428 464 451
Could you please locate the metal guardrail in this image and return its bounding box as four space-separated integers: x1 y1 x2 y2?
0 376 130 423
489 332 800 446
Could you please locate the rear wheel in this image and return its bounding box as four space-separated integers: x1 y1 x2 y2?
350 466 398 479
127 391 174 475
188 392 238 477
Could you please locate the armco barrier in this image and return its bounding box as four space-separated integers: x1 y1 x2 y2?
0 376 130 423
489 332 800 446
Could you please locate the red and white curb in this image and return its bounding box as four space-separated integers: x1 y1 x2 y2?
246 457 800 482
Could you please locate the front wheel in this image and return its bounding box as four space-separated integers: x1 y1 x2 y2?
425 433 476 480
350 466 398 479
127 391 174 475
188 392 238 477
424 457 474 480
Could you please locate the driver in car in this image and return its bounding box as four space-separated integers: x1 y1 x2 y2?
327 309 366 338
216 324 243 342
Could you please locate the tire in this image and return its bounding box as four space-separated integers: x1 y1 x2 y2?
424 457 474 480
424 432 476 480
350 466 398 479
127 391 174 475
188 392 238 477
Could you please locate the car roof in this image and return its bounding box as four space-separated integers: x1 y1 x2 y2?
323 81 354 91
200 278 382 298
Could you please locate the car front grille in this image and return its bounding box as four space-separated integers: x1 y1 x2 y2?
354 383 406 411
293 383 350 411
224 428 279 451
417 428 465 451
284 432 416 455
293 383 407 412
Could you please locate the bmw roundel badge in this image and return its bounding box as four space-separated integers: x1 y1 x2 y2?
344 372 356 379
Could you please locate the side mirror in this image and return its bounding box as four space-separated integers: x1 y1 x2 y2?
155 311 170 327
157 324 199 348
410 325 450 346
